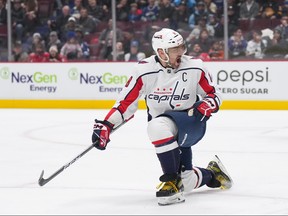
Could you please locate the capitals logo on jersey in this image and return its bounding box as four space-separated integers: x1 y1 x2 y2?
147 81 190 109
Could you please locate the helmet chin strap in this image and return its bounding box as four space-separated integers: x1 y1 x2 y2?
158 49 173 68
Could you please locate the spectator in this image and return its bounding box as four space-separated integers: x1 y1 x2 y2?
188 1 209 29
71 0 83 20
87 0 104 23
48 45 66 62
213 0 224 15
188 43 203 58
173 0 196 14
228 28 247 59
264 29 288 58
99 30 114 60
213 15 224 39
29 43 50 62
122 30 137 54
60 31 83 60
107 41 125 61
137 0 148 9
261 28 273 47
282 0 288 17
99 0 111 8
204 0 217 15
208 40 224 60
11 41 29 62
62 0 75 9
259 0 282 19
198 52 211 61
207 12 216 26
48 5 71 40
186 17 214 42
53 0 63 16
75 27 90 60
116 0 130 21
274 16 288 40
98 19 124 45
0 0 7 25
30 32 46 54
101 1 111 22
246 30 266 59
81 0 89 7
158 0 175 27
62 16 78 41
128 3 142 22
78 7 97 35
188 43 210 61
124 40 146 62
46 31 63 53
239 0 260 20
172 1 189 31
11 0 25 42
98 19 124 59
141 0 159 22
193 28 214 53
227 0 240 36
22 0 38 37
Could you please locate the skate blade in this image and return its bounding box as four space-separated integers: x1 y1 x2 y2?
214 155 233 189
157 192 185 206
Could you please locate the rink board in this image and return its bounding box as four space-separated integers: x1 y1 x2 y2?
0 61 287 109
1 99 288 110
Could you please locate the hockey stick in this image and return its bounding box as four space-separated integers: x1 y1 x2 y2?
38 115 134 186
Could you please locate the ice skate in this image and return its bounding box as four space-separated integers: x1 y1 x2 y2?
207 155 233 189
156 175 185 206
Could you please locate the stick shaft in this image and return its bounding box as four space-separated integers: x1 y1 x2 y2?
38 116 133 186
38 144 95 186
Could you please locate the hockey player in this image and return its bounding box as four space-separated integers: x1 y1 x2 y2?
91 28 233 205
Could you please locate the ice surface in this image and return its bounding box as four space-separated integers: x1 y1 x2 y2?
0 109 288 214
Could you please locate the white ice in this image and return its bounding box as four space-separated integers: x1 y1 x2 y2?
0 108 288 215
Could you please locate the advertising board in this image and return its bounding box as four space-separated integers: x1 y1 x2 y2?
0 61 287 109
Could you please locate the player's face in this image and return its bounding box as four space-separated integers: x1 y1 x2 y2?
167 44 186 68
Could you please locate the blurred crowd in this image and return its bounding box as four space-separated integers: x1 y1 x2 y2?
1 0 288 62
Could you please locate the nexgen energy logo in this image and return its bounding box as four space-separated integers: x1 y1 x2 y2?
79 72 128 85
1 68 58 93
80 72 128 93
69 70 128 93
0 67 10 80
11 72 57 84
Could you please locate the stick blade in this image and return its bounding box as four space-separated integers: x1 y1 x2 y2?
38 170 45 186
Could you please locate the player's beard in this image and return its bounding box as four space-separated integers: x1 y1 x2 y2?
170 56 182 69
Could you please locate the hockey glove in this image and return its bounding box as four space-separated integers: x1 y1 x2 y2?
92 119 114 150
192 97 218 122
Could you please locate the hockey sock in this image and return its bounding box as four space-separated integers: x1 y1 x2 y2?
157 147 180 175
194 167 214 188
179 147 192 171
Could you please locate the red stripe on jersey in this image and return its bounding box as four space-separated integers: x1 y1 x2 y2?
104 108 117 124
152 136 174 146
206 93 216 99
199 71 215 95
118 77 144 114
138 60 148 64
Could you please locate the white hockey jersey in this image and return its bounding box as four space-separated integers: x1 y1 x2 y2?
105 55 222 127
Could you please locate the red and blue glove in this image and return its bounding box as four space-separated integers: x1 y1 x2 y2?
92 119 114 150
192 97 219 121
